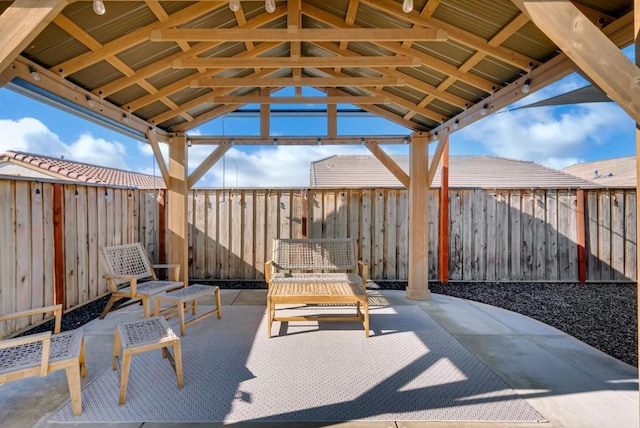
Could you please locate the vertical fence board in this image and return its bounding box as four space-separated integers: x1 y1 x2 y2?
243 191 255 278
97 187 108 295
360 190 372 268
86 187 99 300
75 186 88 306
397 190 409 280
485 192 497 281
385 191 397 279
509 192 522 280
624 191 637 280
310 190 322 239
598 192 612 280
231 190 243 277
324 191 336 238
205 191 217 278
194 191 206 279
428 189 438 280
291 191 303 239
63 186 77 308
336 190 348 238
534 190 547 280
586 191 600 280
42 184 55 309
461 190 473 280
0 181 16 334
611 190 626 280
545 190 559 281
348 189 361 261
521 191 535 280
495 191 510 280
218 191 231 279
472 190 486 280
373 190 385 279
449 191 462 280
15 182 31 328
254 190 267 278
30 182 44 320
279 190 291 239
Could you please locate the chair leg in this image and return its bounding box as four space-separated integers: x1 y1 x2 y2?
215 287 222 319
173 341 184 389
65 364 83 415
141 296 150 318
100 295 119 319
178 302 186 336
119 351 132 405
112 328 121 370
79 337 87 377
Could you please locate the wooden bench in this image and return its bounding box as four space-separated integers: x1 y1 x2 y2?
99 243 184 319
154 284 222 336
265 238 369 337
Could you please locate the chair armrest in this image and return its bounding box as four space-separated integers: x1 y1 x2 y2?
0 332 52 376
357 261 369 289
152 264 180 281
0 304 63 334
104 274 138 296
264 261 273 286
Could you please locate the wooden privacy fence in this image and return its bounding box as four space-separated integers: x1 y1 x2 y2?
0 177 161 336
186 188 637 283
0 178 636 336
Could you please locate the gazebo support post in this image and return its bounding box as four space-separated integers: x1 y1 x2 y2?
167 133 189 285
406 132 431 300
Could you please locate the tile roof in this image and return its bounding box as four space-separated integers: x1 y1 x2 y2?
310 155 601 189
1 151 165 189
563 157 636 188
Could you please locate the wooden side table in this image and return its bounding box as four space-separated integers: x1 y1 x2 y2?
112 316 183 405
154 284 222 336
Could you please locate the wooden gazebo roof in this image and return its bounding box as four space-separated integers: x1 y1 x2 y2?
0 0 635 146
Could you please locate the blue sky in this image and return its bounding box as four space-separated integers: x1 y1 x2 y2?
0 46 635 188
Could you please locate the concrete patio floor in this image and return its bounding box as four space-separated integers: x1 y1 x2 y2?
1 289 637 428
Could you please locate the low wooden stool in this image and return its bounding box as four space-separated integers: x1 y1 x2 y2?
112 316 183 405
154 284 222 336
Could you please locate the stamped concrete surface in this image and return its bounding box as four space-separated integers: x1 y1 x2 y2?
0 289 636 428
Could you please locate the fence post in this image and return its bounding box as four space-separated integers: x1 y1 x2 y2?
438 143 449 284
576 189 586 284
53 183 65 308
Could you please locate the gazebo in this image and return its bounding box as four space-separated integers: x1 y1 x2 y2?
0 0 638 303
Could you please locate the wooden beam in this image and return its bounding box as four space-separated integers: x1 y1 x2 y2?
363 141 410 188
438 138 449 284
431 12 634 138
190 76 404 88
635 1 640 409
53 2 222 77
427 129 449 187
187 142 231 189
151 27 448 42
0 0 67 75
209 95 390 104
186 135 410 145
327 89 337 138
128 43 281 112
174 56 421 69
96 7 287 97
511 0 640 123
146 129 170 185
167 133 189 285
360 0 539 71
260 88 270 138
407 133 431 300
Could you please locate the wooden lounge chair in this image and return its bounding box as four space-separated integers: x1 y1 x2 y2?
0 304 86 415
99 243 184 318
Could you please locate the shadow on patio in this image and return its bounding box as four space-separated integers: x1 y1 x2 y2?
2 289 638 428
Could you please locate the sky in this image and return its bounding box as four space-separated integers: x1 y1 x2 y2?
0 46 636 188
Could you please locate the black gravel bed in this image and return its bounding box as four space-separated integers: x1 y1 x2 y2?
25 281 637 367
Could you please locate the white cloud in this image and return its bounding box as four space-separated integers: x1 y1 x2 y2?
0 117 133 169
458 103 631 169
193 145 372 188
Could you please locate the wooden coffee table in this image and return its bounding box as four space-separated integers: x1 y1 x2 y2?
267 282 369 338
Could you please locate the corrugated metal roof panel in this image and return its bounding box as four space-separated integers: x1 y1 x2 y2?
311 155 602 189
